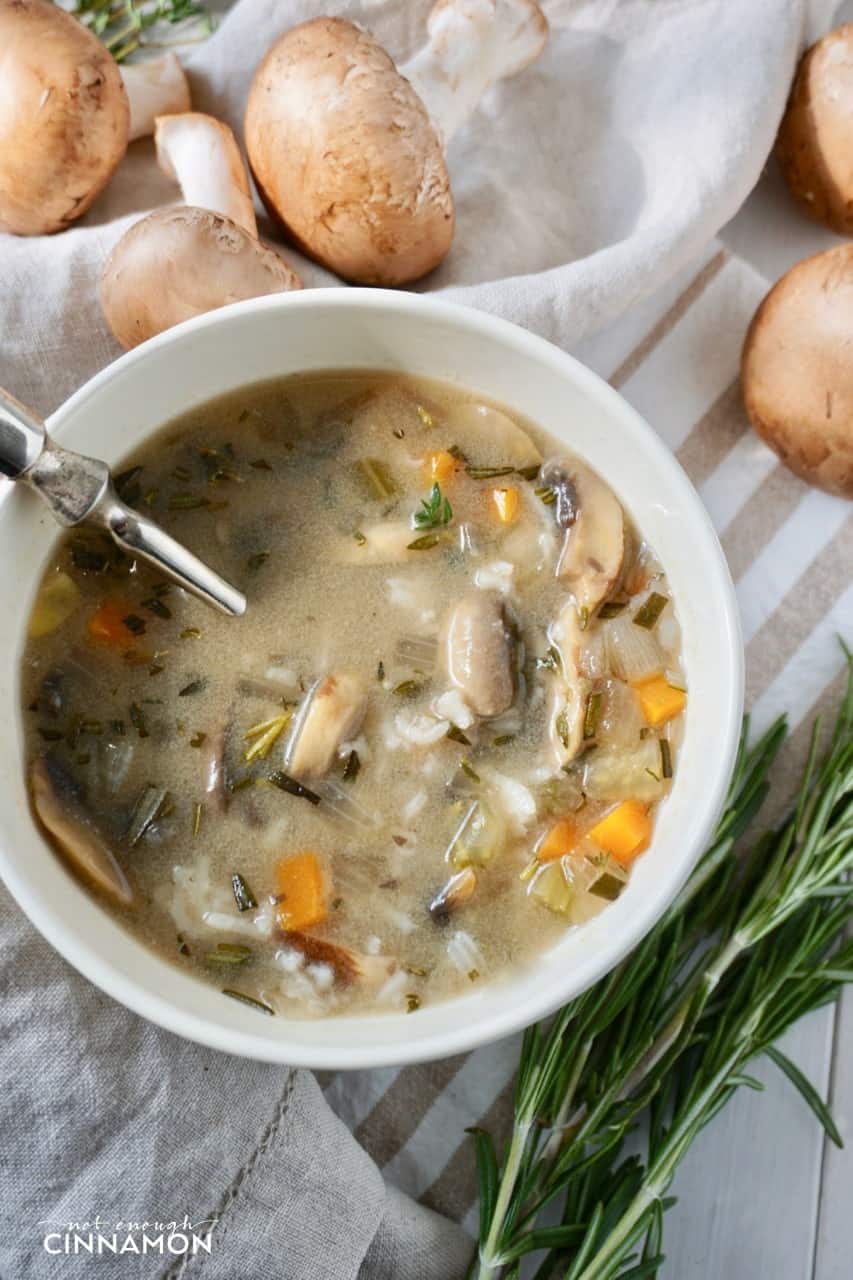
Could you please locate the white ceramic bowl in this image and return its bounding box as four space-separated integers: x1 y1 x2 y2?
0 290 743 1068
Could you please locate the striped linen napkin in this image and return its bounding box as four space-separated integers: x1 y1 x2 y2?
329 242 853 1240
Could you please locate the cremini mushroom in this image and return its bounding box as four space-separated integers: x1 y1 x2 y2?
429 867 477 922
0 0 190 236
99 111 301 349
776 25 853 235
285 673 368 780
547 600 590 770
541 459 625 616
741 244 853 497
440 589 517 718
244 1 548 284
30 754 132 905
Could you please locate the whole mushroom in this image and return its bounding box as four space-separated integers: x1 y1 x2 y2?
100 111 301 349
741 243 853 498
0 0 190 236
244 0 548 285
776 25 853 235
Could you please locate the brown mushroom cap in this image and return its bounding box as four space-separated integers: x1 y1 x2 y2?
741 243 853 497
244 17 454 286
0 0 129 235
776 25 853 235
99 207 301 350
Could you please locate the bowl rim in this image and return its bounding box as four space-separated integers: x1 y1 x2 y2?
0 288 744 1068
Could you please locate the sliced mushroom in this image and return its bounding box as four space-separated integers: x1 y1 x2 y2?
429 867 477 923
30 755 132 905
284 932 396 987
440 589 517 718
542 460 625 615
285 673 368 780
546 600 590 770
121 52 191 142
449 404 542 469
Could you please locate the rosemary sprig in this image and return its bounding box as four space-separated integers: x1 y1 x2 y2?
414 482 453 531
473 645 853 1279
71 0 213 62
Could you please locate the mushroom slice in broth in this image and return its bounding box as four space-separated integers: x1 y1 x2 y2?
439 590 517 719
547 600 590 770
541 459 625 616
285 673 368 780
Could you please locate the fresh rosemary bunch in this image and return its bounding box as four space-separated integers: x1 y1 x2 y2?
472 647 853 1280
69 0 212 62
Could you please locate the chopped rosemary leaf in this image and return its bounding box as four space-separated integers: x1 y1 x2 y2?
148 662 164 676
180 627 201 640
535 485 557 506
660 737 673 779
468 969 480 982
465 464 516 480
178 678 206 697
142 597 172 619
598 600 628 620
228 775 254 793
353 530 367 546
207 943 252 966
268 770 321 805
358 457 396 500
189 731 207 748
407 532 443 551
192 801 203 837
232 872 258 913
555 707 572 751
447 444 467 461
633 591 668 629
392 679 423 697
460 758 481 783
129 702 149 738
377 660 385 681
249 458 272 470
222 989 275 1016
405 994 421 1013
536 646 562 674
578 606 590 631
584 691 602 740
243 711 292 763
122 614 146 635
446 725 471 746
492 734 515 747
247 551 270 572
516 464 541 481
126 784 169 846
342 749 361 782
414 482 453 530
167 493 210 511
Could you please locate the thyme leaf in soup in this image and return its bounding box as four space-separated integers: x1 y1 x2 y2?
342 749 361 782
247 551 270 572
207 943 252 966
516 463 541 481
460 758 481 783
536 645 562 674
535 485 557 506
407 532 444 551
267 770 321 805
589 871 625 901
243 712 292 763
414 483 453 531
633 591 668 629
192 801 203 837
353 530 367 547
584 691 602 740
167 493 210 511
179 678 207 697
223 989 275 1016
377 660 385 682
232 872 258 912
190 732 207 748
465 464 516 480
446 725 471 746
393 679 423 697
660 737 673 779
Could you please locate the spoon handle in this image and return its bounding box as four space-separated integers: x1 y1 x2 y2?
0 386 246 618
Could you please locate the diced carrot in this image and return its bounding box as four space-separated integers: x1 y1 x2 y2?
88 601 133 647
275 851 327 933
588 801 652 866
424 450 458 484
537 817 579 862
490 485 520 524
633 675 687 726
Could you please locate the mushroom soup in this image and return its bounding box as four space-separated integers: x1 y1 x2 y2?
20 372 687 1019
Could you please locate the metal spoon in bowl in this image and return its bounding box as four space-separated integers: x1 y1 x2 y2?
0 387 247 617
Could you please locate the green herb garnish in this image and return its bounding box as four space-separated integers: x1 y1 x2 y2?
178 678 206 697
407 533 443 551
465 465 516 480
247 551 270 572
405 994 421 1013
534 485 557 506
414 482 453 531
192 802 203 837
231 873 258 913
222 989 274 1016
392 680 423 697
589 870 625 901
207 943 252 966
583 691 602 740
142 597 172 619
268 770 321 806
633 590 668 629
167 493 210 511
189 731 207 748
660 736 673 779
446 725 471 746
597 600 628 620
516 464 541 481
460 759 481 783
243 712 292 763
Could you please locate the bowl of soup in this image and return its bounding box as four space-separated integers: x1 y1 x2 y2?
0 290 742 1067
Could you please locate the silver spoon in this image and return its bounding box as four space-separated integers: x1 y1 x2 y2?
0 387 247 617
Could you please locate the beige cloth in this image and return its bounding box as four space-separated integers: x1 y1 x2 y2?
1 2 850 1278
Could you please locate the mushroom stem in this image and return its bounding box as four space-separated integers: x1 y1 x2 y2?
154 113 257 235
120 52 191 142
401 0 548 146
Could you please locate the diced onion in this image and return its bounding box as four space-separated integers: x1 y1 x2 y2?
583 740 667 803
604 614 664 682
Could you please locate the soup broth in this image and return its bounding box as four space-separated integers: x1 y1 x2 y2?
20 372 686 1019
